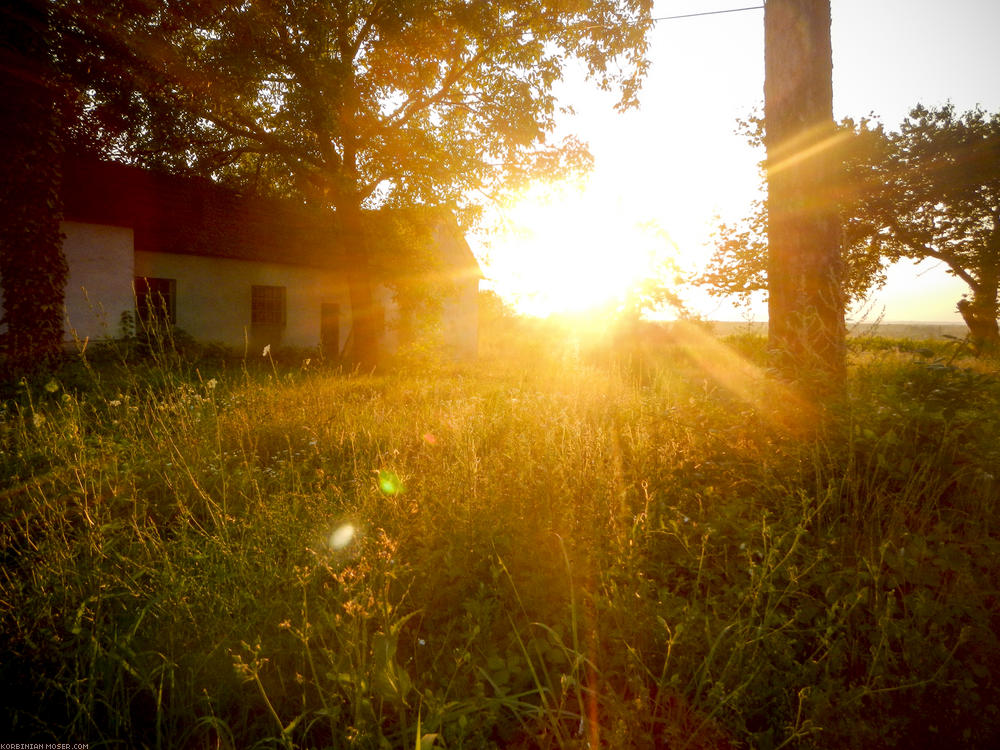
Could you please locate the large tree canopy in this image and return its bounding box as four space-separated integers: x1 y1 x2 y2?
862 105 1000 350
60 0 652 202
701 104 1000 352
49 0 652 366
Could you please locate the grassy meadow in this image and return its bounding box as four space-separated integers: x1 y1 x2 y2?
2 321 999 749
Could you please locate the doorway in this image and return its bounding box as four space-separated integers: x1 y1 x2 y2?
320 303 340 361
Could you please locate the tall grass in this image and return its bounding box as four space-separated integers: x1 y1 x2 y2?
1 328 998 748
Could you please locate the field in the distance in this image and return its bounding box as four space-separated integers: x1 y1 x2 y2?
1 327 998 749
709 321 970 340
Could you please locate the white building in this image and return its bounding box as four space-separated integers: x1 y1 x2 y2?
56 158 480 360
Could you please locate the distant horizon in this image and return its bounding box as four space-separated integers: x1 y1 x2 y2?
707 320 969 327
656 319 969 328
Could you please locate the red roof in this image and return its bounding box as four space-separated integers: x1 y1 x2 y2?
60 158 481 279
61 158 346 268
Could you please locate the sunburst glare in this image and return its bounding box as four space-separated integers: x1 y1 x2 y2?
485 181 681 319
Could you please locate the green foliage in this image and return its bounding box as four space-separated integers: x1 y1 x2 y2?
54 0 652 208
2 329 999 747
865 105 1000 349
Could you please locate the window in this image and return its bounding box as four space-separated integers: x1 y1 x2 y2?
134 277 176 326
251 285 286 327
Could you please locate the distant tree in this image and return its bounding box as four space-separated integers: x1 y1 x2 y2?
0 0 69 373
51 0 652 368
763 0 845 393
862 105 1000 352
701 104 1000 353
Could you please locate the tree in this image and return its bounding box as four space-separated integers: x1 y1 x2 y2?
699 114 885 307
0 0 69 372
53 0 652 368
701 104 1000 353
862 105 1000 352
763 0 845 393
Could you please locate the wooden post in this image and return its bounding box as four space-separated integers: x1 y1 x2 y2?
764 0 845 395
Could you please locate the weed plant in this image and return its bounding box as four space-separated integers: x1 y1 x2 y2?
1 328 998 749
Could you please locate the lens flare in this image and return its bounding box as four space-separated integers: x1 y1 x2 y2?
329 524 355 550
378 469 404 495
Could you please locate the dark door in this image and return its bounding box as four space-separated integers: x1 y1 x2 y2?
321 303 340 360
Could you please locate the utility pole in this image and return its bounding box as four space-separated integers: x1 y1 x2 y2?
763 0 845 396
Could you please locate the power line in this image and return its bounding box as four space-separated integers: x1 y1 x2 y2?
652 6 764 22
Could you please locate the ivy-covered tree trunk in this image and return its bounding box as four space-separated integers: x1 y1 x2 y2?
0 0 68 373
764 0 845 394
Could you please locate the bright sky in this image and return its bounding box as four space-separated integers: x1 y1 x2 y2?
473 0 1000 323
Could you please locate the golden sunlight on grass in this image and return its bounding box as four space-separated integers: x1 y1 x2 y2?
4 330 1000 747
485 181 680 318
669 320 816 433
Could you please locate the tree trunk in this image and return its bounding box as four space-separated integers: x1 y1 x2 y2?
764 0 845 394
0 0 68 374
957 299 999 354
964 224 1000 353
340 198 380 370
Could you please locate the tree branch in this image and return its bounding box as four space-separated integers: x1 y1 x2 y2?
886 217 980 291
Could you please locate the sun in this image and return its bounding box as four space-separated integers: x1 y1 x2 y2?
483 181 680 318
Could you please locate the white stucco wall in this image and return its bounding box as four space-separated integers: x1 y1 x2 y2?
374 284 399 355
134 251 351 352
62 221 135 343
442 278 480 359
3 217 476 359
